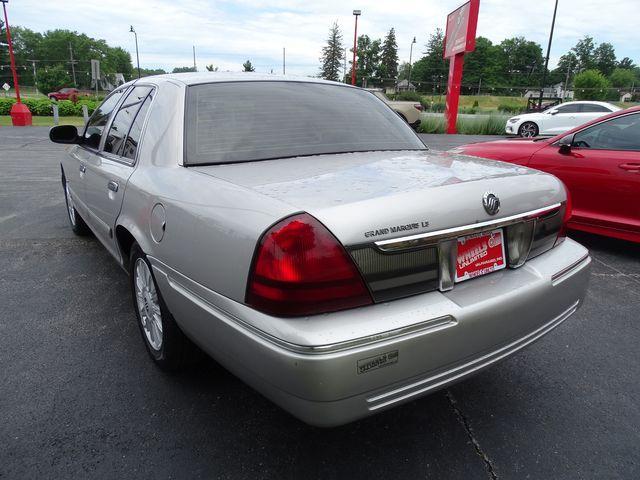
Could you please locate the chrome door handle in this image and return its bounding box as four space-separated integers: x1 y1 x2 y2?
619 163 640 172
79 164 86 173
107 180 119 192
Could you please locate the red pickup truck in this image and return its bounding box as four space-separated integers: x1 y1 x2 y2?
47 88 82 101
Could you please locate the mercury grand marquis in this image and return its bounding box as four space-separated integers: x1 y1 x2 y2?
49 73 591 427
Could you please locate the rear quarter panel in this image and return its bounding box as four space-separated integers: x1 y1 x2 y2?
117 80 295 302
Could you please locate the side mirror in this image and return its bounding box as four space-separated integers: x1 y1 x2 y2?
558 135 573 155
49 125 80 144
549 110 559 116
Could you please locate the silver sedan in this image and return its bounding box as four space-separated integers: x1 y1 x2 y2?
50 73 590 427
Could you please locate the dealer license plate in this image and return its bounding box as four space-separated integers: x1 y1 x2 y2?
455 228 506 283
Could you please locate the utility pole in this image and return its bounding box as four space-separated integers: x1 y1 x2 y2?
68 43 77 87
477 77 482 95
29 59 37 91
351 10 361 85
563 61 572 100
407 36 416 89
538 0 558 109
343 48 347 83
129 26 140 79
282 47 285 74
192 45 196 70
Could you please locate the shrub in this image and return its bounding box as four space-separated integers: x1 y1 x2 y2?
574 70 611 101
418 114 507 135
0 98 15 115
497 102 523 114
394 91 422 102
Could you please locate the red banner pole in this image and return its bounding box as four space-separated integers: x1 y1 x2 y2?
2 1 20 103
2 0 31 126
444 53 464 134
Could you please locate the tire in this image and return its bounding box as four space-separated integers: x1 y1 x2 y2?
62 173 91 236
129 243 200 371
518 121 539 138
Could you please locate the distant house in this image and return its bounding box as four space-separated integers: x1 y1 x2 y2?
620 92 633 102
524 83 574 100
396 79 417 92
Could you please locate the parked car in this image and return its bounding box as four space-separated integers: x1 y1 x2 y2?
366 88 423 129
47 87 81 101
452 106 640 243
506 100 620 137
49 74 590 427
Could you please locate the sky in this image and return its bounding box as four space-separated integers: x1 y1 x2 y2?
8 0 640 76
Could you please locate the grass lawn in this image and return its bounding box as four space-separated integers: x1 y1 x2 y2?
0 116 86 127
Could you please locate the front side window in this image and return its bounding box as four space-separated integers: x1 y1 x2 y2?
103 86 152 157
185 81 425 165
83 89 127 149
573 113 640 151
554 104 580 114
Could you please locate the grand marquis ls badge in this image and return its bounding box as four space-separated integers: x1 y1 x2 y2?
482 192 500 215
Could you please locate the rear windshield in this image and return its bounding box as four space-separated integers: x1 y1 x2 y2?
184 81 425 165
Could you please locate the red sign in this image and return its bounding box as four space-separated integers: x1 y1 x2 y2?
455 229 506 283
444 0 480 58
443 0 480 134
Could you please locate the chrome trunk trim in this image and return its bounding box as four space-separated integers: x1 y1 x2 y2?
375 203 563 252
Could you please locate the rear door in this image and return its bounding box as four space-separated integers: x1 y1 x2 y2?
574 103 615 128
529 111 640 233
83 86 154 260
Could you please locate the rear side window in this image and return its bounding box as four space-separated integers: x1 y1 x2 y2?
581 104 612 113
83 89 127 149
122 92 153 160
103 86 152 157
185 81 425 165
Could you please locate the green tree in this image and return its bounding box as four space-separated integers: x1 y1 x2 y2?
37 64 72 93
319 21 344 82
205 64 219 72
462 37 504 93
571 35 596 72
410 29 447 90
140 67 167 76
593 42 617 76
497 37 544 89
397 61 411 80
573 69 610 100
172 66 197 73
351 35 381 86
378 28 399 81
609 68 636 88
242 60 255 72
617 57 636 70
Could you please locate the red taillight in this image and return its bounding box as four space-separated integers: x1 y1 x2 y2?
556 183 572 244
414 104 424 111
246 213 373 317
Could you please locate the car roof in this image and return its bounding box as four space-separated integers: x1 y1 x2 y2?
558 100 617 107
126 72 353 88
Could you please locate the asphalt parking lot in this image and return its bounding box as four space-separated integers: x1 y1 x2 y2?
1 127 639 479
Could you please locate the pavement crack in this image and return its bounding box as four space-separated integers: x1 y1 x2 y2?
446 390 498 480
591 255 640 288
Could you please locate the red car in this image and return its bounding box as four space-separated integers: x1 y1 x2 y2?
453 106 640 243
47 87 80 101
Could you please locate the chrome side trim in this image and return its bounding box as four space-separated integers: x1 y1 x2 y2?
552 253 590 285
367 299 580 411
375 203 563 252
148 256 457 355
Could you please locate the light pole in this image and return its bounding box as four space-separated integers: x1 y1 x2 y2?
130 25 141 79
351 9 361 86
1 0 31 125
407 36 416 89
538 0 558 109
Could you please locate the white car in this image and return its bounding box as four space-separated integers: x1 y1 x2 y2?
506 101 621 137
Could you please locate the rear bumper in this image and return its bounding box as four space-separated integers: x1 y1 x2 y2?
150 238 590 427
